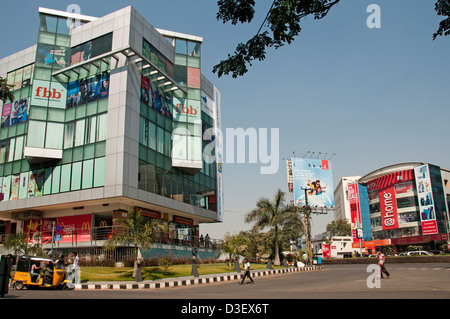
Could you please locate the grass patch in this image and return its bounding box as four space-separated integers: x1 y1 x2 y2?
80 263 283 282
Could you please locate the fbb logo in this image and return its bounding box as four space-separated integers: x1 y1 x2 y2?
35 87 63 100
175 104 198 116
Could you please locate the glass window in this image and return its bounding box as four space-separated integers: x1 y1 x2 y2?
188 41 201 57
0 141 8 164
97 114 107 141
27 121 46 148
175 39 187 55
14 136 24 161
148 122 156 150
82 159 94 189
44 168 52 195
8 139 15 162
45 122 64 149
94 157 105 187
51 166 61 194
174 65 187 86
57 17 71 35
64 122 74 149
40 15 58 33
74 119 85 147
89 116 97 144
71 162 82 190
60 164 71 192
157 126 164 154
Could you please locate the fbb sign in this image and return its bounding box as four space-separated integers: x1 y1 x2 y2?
175 103 198 116
31 80 67 109
173 97 201 122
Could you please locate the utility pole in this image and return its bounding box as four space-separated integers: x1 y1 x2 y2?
302 187 312 265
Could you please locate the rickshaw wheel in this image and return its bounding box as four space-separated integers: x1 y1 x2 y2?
14 282 24 290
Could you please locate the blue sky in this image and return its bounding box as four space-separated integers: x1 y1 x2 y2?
1 1 449 240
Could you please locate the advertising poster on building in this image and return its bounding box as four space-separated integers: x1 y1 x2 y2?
31 80 67 109
140 74 173 120
414 165 438 235
214 86 223 222
66 71 110 108
292 158 334 208
348 183 361 242
1 98 29 128
58 214 92 243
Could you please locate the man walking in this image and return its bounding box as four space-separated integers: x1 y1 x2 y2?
240 258 254 285
377 251 390 279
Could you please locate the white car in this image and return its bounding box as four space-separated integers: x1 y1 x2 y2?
402 251 433 256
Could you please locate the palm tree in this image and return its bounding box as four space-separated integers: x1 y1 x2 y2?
245 188 303 266
4 233 47 257
103 207 164 277
221 232 248 269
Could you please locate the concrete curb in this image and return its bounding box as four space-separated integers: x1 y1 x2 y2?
74 266 325 290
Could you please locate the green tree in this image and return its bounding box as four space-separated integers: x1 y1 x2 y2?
245 188 302 266
325 218 351 238
4 233 47 257
214 0 449 78
103 208 163 277
0 76 14 103
221 232 248 269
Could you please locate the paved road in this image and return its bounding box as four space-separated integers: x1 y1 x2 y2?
4 263 450 300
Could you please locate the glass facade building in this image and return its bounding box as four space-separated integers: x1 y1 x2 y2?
0 6 223 255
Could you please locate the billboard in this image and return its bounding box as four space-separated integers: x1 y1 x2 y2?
414 165 438 235
348 183 361 242
31 80 67 109
292 158 334 208
1 98 29 128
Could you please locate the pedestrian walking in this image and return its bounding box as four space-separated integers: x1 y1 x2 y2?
377 251 390 279
72 251 80 283
240 258 254 285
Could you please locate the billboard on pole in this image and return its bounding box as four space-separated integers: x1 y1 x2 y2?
291 158 335 208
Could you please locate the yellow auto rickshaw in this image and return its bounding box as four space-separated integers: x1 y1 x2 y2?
12 256 68 290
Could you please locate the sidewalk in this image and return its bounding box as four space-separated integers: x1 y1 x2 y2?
74 265 325 290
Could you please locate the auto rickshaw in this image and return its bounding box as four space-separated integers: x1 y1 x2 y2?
11 256 68 290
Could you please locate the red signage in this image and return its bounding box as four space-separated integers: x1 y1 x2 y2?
379 187 399 230
57 214 91 243
348 183 361 242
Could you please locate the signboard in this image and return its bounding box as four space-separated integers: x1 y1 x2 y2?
292 158 335 208
379 186 399 230
31 80 67 109
57 214 91 243
414 165 438 235
348 183 361 242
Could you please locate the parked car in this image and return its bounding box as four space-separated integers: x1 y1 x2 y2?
399 251 434 256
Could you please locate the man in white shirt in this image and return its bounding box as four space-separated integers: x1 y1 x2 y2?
240 258 254 285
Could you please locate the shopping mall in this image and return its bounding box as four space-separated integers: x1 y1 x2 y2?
334 162 450 255
0 6 223 259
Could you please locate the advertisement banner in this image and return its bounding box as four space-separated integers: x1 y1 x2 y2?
379 186 399 230
1 98 29 128
214 86 223 222
292 158 334 207
31 80 67 109
57 214 92 243
66 71 110 108
322 243 330 258
414 165 438 235
348 183 361 242
140 74 173 120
